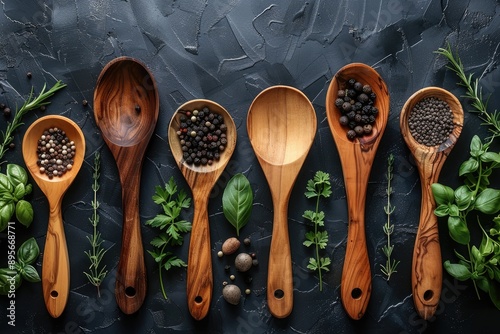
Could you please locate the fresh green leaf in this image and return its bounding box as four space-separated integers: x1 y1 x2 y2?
0 202 15 231
481 152 500 163
459 158 479 176
434 204 450 217
20 265 40 283
6 164 28 187
222 173 253 236
454 185 473 210
475 188 500 215
16 200 33 227
448 216 470 245
488 280 500 310
444 261 472 280
470 135 483 157
13 183 26 200
17 237 40 265
0 173 13 193
431 183 455 205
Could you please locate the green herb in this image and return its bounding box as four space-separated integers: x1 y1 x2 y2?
380 154 399 280
303 171 332 291
146 176 192 299
0 164 34 232
0 80 67 162
433 44 500 309
222 173 253 236
83 152 108 297
0 237 41 295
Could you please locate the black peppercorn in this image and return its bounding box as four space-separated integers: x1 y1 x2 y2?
3 107 11 117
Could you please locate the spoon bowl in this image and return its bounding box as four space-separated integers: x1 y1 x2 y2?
326 63 390 319
400 87 464 320
94 56 159 314
247 85 317 318
22 115 85 318
168 99 236 320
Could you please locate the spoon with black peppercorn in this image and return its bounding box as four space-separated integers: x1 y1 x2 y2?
326 63 390 320
94 56 159 314
247 86 317 318
22 115 86 318
168 99 237 321
400 87 464 320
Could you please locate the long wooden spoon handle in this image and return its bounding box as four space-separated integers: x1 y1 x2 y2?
186 194 212 320
42 200 69 318
412 176 442 320
267 200 293 318
115 177 146 314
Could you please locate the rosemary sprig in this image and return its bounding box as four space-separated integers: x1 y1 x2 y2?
380 154 399 280
84 151 108 297
0 80 67 163
435 44 500 139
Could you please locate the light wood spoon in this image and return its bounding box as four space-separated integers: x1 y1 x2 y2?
94 57 159 314
22 115 85 318
247 85 317 318
168 99 236 320
326 63 389 320
400 87 464 320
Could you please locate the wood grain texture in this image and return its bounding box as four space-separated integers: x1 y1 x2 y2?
168 99 237 320
326 63 390 320
247 86 317 318
22 115 86 318
94 57 159 314
400 87 464 320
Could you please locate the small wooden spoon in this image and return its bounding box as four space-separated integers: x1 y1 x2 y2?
94 57 159 314
247 86 317 318
168 99 236 320
326 63 390 320
400 87 464 320
22 115 85 318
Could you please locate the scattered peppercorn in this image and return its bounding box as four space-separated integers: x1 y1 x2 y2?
36 127 76 179
40 105 46 112
224 265 231 272
243 237 251 246
408 96 454 146
3 107 11 118
252 259 259 267
26 72 32 79
245 288 251 295
217 250 224 258
9 142 15 150
0 103 5 109
82 99 88 106
229 274 235 281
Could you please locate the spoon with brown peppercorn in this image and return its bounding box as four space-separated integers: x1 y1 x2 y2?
168 99 237 320
400 87 464 320
22 115 86 318
326 63 390 320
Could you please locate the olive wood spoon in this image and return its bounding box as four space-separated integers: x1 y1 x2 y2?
168 99 236 320
94 57 159 314
22 115 85 318
326 63 389 320
400 87 464 320
247 86 317 318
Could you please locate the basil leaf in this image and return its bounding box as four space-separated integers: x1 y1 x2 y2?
470 135 483 157
0 173 13 194
481 152 500 163
13 183 26 200
434 204 449 217
20 265 40 283
444 260 472 281
488 280 500 310
0 202 15 232
0 272 21 296
6 164 28 187
454 185 473 210
475 188 500 215
222 173 253 236
15 200 34 227
459 158 479 176
431 183 454 205
448 216 470 245
17 237 40 265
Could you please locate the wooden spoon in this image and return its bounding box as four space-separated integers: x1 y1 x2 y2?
247 85 317 318
326 63 389 320
400 87 464 320
94 56 159 314
168 99 236 320
22 115 85 318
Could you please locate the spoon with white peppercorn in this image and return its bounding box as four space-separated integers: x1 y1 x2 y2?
400 87 464 320
22 115 85 318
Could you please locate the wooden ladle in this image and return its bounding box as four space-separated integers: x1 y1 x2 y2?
22 115 85 318
326 63 389 320
400 87 464 320
168 99 236 320
94 57 159 314
247 86 317 318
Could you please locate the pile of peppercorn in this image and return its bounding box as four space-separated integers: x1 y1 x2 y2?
36 127 76 179
175 107 228 166
408 96 454 146
335 78 378 140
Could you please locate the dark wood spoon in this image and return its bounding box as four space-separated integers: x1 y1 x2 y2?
94 56 159 314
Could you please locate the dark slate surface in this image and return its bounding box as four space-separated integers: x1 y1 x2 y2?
1 0 500 333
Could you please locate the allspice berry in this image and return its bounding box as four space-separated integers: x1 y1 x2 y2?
234 253 253 272
222 284 241 305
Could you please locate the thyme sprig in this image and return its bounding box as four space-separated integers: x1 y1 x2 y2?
380 154 399 280
0 80 67 163
84 151 108 297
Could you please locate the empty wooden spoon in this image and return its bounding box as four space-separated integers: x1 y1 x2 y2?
247 85 317 318
22 115 85 318
168 99 236 320
326 63 389 320
400 87 464 320
94 57 159 314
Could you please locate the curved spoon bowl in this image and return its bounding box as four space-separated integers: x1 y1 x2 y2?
94 56 159 314
168 99 236 320
326 63 390 320
22 115 86 318
247 85 317 318
400 86 464 320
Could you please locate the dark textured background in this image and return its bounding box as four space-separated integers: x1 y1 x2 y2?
1 0 500 333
